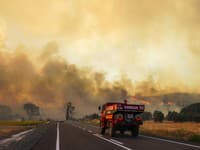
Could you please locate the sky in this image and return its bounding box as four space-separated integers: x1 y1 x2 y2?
0 0 200 118
0 0 200 86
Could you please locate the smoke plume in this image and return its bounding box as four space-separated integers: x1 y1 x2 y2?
0 1 200 118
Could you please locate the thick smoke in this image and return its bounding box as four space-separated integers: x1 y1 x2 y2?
0 41 199 119
0 42 131 118
0 0 200 118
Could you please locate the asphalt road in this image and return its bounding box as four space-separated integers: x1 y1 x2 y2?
32 121 200 150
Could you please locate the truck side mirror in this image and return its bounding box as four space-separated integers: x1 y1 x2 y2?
98 106 101 111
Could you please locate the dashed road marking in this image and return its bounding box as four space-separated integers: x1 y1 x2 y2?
93 134 132 150
88 130 92 133
110 139 123 145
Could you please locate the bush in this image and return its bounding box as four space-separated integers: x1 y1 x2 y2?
153 110 164 122
176 114 185 122
179 103 200 122
193 114 200 122
166 111 179 122
189 134 200 142
140 112 153 121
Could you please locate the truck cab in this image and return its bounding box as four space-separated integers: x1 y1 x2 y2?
99 100 145 137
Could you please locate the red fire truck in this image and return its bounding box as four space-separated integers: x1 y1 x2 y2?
99 100 145 137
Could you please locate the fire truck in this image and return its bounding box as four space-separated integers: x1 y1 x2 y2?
98 100 145 137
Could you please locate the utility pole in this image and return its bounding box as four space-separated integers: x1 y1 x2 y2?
65 102 75 120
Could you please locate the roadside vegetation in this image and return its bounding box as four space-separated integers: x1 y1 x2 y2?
141 103 200 123
83 118 200 142
0 120 47 140
140 121 200 142
140 103 200 142
0 120 47 126
0 126 31 140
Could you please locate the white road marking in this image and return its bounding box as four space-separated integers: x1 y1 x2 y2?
0 129 34 145
88 130 92 133
93 134 132 150
82 128 86 131
70 122 200 149
56 123 60 150
140 135 200 149
110 139 123 145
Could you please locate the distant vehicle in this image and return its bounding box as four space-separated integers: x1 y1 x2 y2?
98 100 145 137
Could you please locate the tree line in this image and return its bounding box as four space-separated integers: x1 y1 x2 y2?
141 103 200 122
0 101 76 121
0 102 41 120
82 103 200 123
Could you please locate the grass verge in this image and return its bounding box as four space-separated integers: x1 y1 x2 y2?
140 121 200 143
84 119 200 143
0 120 47 126
0 120 47 140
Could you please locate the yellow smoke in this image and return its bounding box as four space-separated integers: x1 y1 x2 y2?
0 0 200 118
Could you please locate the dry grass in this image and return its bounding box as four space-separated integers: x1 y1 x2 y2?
140 121 200 142
0 120 46 126
85 119 200 142
0 126 31 139
0 120 47 140
86 119 200 142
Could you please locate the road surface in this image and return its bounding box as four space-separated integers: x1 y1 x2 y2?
32 121 200 150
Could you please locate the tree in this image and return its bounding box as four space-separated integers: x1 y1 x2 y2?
23 103 40 120
0 105 12 120
153 110 164 122
65 102 75 120
166 111 179 122
140 112 152 121
193 114 200 122
179 103 200 122
176 113 185 122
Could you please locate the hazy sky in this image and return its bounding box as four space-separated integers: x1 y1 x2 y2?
0 0 200 91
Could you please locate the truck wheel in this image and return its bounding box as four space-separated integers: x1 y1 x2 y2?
108 127 115 137
131 126 139 137
100 128 106 135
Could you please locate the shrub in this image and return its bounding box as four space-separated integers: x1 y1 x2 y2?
189 134 200 142
140 112 153 121
153 111 164 122
166 111 179 122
